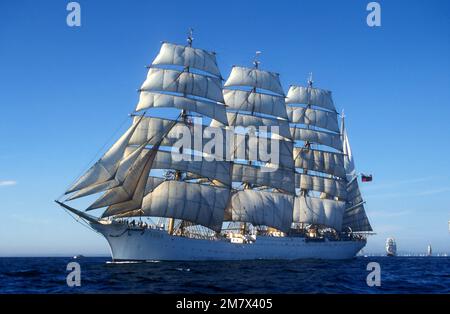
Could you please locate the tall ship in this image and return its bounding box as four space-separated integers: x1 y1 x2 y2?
56 32 373 261
427 244 432 257
386 238 397 257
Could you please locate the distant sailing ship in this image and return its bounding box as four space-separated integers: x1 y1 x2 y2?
386 238 397 257
427 244 432 257
56 31 373 261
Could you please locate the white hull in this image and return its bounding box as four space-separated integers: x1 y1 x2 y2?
92 223 366 261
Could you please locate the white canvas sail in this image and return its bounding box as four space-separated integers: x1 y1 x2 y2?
223 89 288 119
290 127 343 151
296 173 347 199
139 180 230 232
128 116 178 146
149 149 232 186
342 121 356 180
226 112 291 139
136 92 228 125
87 144 158 210
140 68 224 103
293 196 345 231
342 203 372 232
232 163 295 194
294 147 346 178
286 85 336 112
229 135 294 170
65 120 142 194
226 190 294 232
152 42 221 76
225 66 285 96
144 176 165 194
341 118 372 232
128 116 227 158
66 141 148 201
286 106 339 133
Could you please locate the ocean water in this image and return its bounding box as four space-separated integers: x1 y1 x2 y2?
0 257 448 293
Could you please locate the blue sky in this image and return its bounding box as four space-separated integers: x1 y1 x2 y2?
0 0 449 256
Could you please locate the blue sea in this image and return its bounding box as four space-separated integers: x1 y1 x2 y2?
0 257 448 293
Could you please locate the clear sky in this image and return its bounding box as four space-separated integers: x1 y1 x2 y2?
0 0 449 256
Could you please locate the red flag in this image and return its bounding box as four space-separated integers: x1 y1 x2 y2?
361 174 373 182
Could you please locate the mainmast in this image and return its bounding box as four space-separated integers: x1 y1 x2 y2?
170 28 194 236
217 52 295 234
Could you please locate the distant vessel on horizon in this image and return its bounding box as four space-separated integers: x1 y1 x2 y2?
427 244 432 257
386 238 397 257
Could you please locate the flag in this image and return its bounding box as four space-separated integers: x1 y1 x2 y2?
361 174 373 182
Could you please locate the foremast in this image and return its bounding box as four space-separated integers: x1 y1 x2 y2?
60 31 232 237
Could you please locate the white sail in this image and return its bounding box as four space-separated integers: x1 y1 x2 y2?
152 42 221 76
130 117 229 161
226 190 294 232
296 173 347 199
65 121 141 194
223 89 287 119
136 92 228 125
290 127 343 151
294 148 346 178
66 180 119 201
341 119 372 232
346 178 364 205
141 180 230 232
140 68 224 103
144 176 165 194
226 112 291 139
128 116 177 146
232 163 295 194
66 142 147 201
102 151 154 216
342 203 372 232
342 122 356 179
286 86 336 112
293 196 345 231
230 135 294 170
87 145 157 210
150 149 231 186
286 106 339 133
224 66 285 95
342 177 372 232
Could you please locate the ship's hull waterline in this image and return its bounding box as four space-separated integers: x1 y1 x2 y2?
92 223 366 261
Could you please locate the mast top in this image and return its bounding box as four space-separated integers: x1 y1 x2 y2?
187 28 194 47
253 51 261 69
307 72 314 87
